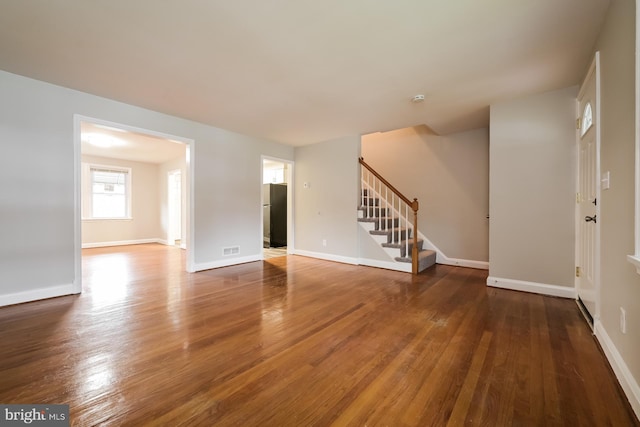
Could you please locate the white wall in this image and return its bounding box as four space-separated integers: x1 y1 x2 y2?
0 70 293 306
82 154 161 246
489 86 577 288
361 126 489 262
294 135 360 262
591 0 640 415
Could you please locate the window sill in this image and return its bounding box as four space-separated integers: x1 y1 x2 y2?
627 255 640 275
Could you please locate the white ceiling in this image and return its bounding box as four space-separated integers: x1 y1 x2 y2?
81 122 185 164
0 1 610 146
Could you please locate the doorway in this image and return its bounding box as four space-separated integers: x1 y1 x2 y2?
262 157 293 259
576 52 601 326
74 115 195 293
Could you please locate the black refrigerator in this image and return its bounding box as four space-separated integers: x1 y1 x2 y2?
263 183 287 247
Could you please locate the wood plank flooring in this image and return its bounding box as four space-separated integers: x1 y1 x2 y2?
0 244 637 426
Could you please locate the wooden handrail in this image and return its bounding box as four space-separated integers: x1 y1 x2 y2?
359 157 421 274
359 158 418 212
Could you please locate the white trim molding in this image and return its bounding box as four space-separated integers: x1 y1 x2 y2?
627 255 640 275
0 284 77 307
292 250 359 266
632 0 640 273
358 258 412 273
595 320 640 419
192 254 262 272
438 257 489 270
82 238 164 249
487 276 576 299
417 231 489 270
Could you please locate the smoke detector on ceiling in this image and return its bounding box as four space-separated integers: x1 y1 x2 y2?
412 94 425 103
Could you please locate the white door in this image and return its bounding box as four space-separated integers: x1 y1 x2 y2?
576 53 600 323
168 170 182 246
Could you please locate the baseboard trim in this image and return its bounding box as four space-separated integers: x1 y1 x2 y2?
358 258 412 273
0 284 78 307
486 276 576 299
292 250 359 266
193 254 262 272
594 320 640 420
438 257 489 270
82 238 162 249
415 232 489 270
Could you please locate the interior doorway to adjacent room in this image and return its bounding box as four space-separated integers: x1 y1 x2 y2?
262 158 293 259
75 115 194 295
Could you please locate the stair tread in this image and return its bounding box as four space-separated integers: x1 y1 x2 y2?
382 239 423 248
358 216 397 222
369 227 410 236
395 249 436 262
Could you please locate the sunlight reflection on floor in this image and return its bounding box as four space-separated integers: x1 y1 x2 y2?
84 254 131 307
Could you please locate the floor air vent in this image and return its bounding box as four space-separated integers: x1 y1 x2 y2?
222 246 240 256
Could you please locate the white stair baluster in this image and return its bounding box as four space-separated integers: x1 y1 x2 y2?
384 186 388 230
368 174 372 219
390 192 394 241
361 166 365 215
405 203 409 259
378 178 382 231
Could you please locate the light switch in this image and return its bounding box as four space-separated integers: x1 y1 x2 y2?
602 171 610 190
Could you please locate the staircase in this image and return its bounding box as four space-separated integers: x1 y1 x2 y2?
358 158 436 274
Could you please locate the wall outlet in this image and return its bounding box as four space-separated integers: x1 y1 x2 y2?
322 239 327 247
620 307 626 334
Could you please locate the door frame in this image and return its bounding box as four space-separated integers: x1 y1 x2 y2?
167 169 183 247
575 52 601 324
73 115 196 293
260 156 294 257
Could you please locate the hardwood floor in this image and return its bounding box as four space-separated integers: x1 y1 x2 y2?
0 244 637 426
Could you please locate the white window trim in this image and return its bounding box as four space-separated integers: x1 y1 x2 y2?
81 162 133 220
630 1 640 274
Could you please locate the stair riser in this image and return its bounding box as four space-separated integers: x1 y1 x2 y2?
399 241 424 257
359 207 389 217
387 230 411 243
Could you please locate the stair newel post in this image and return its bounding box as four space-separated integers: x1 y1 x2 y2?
411 198 419 275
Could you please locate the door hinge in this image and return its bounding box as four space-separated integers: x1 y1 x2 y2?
576 118 581 130
576 266 581 277
576 192 581 203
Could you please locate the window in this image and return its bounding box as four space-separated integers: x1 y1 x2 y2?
581 102 593 136
82 164 131 219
